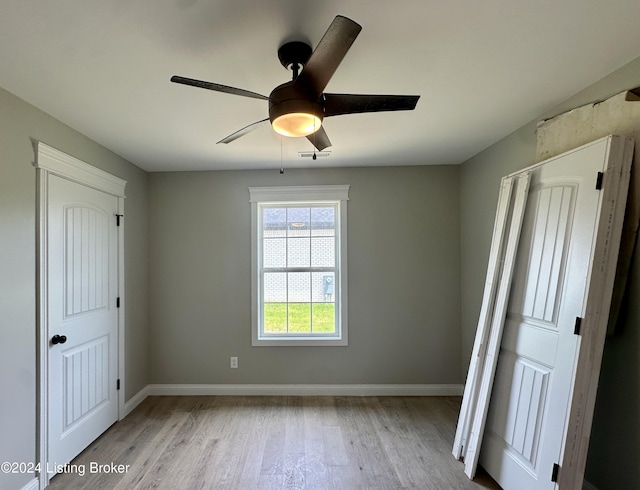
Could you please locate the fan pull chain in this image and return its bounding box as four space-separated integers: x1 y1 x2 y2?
312 120 317 160
279 135 285 174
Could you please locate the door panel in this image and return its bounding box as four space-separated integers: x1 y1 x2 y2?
48 175 118 469
62 336 110 430
64 205 110 316
485 351 550 471
515 184 576 324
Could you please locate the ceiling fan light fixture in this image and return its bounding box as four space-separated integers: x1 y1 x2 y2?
272 112 322 137
269 81 324 138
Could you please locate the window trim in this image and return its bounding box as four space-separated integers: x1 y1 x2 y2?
250 185 349 346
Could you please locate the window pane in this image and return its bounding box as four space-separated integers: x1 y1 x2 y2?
311 236 335 267
264 303 287 333
263 208 286 237
264 272 286 302
288 303 311 333
312 303 335 333
263 238 286 268
287 237 310 267
287 208 310 237
288 272 310 302
311 207 335 236
312 272 335 303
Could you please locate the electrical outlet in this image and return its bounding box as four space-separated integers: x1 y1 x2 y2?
230 356 238 369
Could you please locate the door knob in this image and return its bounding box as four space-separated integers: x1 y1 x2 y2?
51 334 67 345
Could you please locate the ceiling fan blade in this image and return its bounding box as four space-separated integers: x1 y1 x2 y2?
171 76 269 101
294 16 362 98
217 118 269 144
306 126 332 151
323 93 420 117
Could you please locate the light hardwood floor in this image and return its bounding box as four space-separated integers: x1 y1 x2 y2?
47 396 500 489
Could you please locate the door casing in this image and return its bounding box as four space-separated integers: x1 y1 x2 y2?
34 142 126 489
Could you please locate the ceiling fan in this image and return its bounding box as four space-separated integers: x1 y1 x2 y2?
171 15 420 151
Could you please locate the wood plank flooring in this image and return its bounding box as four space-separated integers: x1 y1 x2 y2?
47 396 500 489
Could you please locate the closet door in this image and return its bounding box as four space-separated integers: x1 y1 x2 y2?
456 135 632 489
480 140 603 489
47 174 119 470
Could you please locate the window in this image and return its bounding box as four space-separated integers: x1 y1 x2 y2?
250 185 349 346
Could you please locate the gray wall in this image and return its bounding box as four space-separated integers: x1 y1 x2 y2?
149 166 462 385
0 87 149 489
3 52 639 490
459 56 640 489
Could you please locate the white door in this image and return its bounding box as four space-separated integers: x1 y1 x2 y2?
47 174 119 468
478 142 608 488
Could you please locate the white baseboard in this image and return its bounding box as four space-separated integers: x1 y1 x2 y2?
121 384 151 419
20 478 39 490
146 383 463 397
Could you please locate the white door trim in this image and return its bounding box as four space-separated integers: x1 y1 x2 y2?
452 173 528 460
456 171 531 477
34 142 126 489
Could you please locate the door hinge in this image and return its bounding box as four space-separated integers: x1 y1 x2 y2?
551 462 560 482
116 297 121 308
574 316 582 335
116 214 123 226
595 171 604 190
117 379 121 391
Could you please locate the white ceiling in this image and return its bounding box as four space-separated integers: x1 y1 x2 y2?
2 1 640 172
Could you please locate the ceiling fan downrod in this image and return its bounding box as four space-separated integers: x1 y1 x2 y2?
277 41 312 78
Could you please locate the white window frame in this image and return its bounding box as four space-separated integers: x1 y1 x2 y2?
250 185 349 346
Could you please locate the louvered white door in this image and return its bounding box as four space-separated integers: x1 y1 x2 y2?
478 141 608 489
48 174 118 469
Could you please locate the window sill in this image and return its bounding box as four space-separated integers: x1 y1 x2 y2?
252 336 348 347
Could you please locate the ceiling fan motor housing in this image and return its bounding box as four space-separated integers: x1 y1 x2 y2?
269 82 324 136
